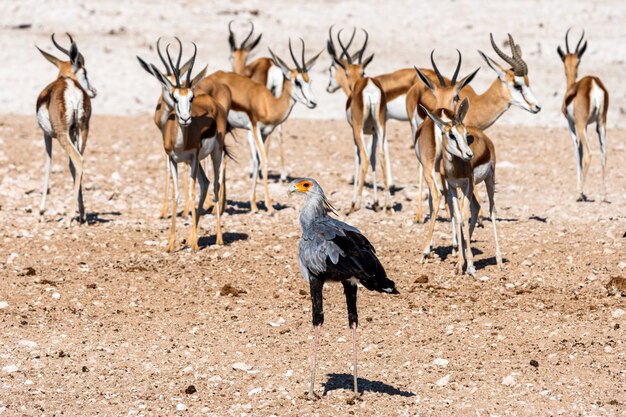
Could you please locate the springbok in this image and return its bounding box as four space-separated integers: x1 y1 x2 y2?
326 26 440 192
208 39 322 213
557 29 609 201
419 99 502 276
228 21 289 182
137 40 228 251
36 33 97 224
327 28 391 213
411 33 541 222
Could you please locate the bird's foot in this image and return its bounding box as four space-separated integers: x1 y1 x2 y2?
305 391 320 401
346 393 361 405
576 193 589 202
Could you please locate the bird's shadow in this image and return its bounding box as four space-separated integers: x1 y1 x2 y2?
323 373 415 397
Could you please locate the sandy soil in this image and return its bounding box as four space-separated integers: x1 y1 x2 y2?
0 114 624 416
1 0 625 127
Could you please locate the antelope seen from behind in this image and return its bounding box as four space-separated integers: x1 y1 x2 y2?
36 33 97 225
557 29 609 202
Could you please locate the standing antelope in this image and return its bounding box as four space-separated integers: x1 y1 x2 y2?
326 26 435 192
36 33 97 224
228 21 289 181
420 100 502 276
328 28 391 213
411 51 479 223
208 39 322 213
137 41 228 251
411 34 541 222
557 29 609 201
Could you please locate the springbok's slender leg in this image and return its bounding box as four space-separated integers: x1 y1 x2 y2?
574 121 591 201
251 124 273 213
415 163 424 223
348 128 369 215
448 186 465 275
160 155 170 219
484 170 503 269
187 155 200 251
40 133 53 216
596 121 608 202
182 165 191 217
57 131 83 225
215 151 226 245
369 132 379 212
420 173 441 262
277 125 287 182
167 158 179 252
459 181 476 276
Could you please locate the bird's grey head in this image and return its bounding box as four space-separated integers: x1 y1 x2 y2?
288 178 323 197
288 178 336 218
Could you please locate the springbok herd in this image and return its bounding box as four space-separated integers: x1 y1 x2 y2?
35 25 609 276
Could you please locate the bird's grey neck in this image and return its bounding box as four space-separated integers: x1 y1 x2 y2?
300 193 330 226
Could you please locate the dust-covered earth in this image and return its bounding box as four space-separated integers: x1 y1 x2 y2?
0 115 624 416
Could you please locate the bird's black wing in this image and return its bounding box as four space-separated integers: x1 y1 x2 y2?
299 216 397 294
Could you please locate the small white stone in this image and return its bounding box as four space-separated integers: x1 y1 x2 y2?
433 358 449 367
337 336 347 343
144 240 159 246
24 379 34 385
612 309 625 319
2 364 18 373
175 403 186 411
248 387 262 396
502 374 516 386
18 340 38 348
285 370 294 377
52 292 61 300
479 275 489 282
232 362 252 372
268 317 285 327
0 301 8 309
618 261 626 270
435 374 450 387
604 345 613 353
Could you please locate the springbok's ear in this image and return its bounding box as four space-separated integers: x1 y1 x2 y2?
478 50 505 79
577 41 587 58
557 46 566 61
69 42 80 70
149 63 174 91
304 49 324 71
36 46 62 68
420 104 445 130
137 56 156 77
246 34 262 52
457 97 470 124
268 47 292 79
415 66 435 92
362 54 374 70
190 65 208 88
455 67 480 92
179 56 194 78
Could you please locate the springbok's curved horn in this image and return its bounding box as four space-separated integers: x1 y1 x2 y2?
430 50 446 87
450 49 462 86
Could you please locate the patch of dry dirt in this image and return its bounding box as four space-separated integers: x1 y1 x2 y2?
0 115 624 416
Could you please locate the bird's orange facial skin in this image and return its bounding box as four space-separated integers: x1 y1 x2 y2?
294 180 313 192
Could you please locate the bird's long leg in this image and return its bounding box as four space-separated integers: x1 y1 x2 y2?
40 133 53 216
342 282 359 400
308 278 324 400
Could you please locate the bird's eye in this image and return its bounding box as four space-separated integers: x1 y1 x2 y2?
303 182 311 188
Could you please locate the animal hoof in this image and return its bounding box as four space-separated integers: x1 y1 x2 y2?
346 394 360 405
467 265 477 277
576 193 588 202
372 202 380 212
306 391 320 401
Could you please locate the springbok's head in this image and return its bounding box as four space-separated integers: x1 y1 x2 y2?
478 33 541 114
228 20 262 74
326 27 374 93
137 38 207 127
36 33 97 98
421 98 474 162
268 39 322 109
416 50 479 118
557 28 588 82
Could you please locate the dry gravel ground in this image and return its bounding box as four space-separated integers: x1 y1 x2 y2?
0 115 624 416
